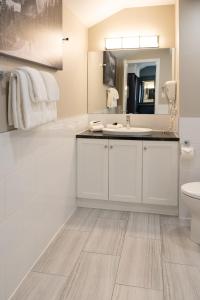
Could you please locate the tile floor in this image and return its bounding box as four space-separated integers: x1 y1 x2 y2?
11 208 200 300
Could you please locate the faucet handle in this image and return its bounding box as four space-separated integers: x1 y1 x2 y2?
126 115 131 128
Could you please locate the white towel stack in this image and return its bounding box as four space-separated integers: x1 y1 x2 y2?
8 67 60 130
89 121 104 132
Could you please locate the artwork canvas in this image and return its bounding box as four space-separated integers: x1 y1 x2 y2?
103 51 116 87
0 0 63 69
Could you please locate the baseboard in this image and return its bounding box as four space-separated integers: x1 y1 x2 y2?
77 198 178 216
8 206 76 300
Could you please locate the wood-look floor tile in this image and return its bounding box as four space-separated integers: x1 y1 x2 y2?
33 230 88 276
163 262 200 300
117 237 163 290
160 216 190 226
84 217 127 255
11 272 67 300
112 285 163 300
98 209 129 220
127 213 160 239
65 208 99 231
162 223 200 267
63 252 119 300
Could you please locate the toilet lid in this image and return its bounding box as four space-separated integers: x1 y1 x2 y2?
181 182 200 200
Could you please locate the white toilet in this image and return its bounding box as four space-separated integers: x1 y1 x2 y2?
181 182 200 244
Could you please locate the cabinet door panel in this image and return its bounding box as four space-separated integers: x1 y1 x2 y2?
143 141 178 206
109 140 142 203
77 139 108 200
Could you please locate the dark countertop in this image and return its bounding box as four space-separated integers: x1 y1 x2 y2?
76 130 179 141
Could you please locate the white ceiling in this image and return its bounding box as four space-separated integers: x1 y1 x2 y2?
65 0 175 27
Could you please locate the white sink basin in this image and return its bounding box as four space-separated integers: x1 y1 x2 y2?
103 127 153 136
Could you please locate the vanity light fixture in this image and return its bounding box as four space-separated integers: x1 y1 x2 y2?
105 35 159 50
105 37 122 49
139 36 159 48
122 36 140 49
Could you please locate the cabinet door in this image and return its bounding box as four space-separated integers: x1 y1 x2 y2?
109 140 142 203
77 139 109 200
143 141 178 206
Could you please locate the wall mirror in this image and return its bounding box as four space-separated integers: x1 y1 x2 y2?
88 48 174 115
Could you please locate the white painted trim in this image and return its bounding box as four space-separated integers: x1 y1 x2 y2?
8 207 76 300
77 198 178 216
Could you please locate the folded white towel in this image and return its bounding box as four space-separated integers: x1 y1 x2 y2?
107 88 119 108
18 66 48 102
90 124 104 132
40 71 60 102
8 70 57 130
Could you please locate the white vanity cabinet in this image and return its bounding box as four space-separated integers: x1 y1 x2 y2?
109 140 142 203
77 139 109 200
77 138 179 210
143 141 178 206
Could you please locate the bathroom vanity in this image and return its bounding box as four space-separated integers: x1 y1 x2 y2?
76 131 179 215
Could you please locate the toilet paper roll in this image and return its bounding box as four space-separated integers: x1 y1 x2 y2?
181 146 194 160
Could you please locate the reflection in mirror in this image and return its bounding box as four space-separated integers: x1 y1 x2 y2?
88 48 174 115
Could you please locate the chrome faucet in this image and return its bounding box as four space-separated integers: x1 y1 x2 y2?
126 115 131 128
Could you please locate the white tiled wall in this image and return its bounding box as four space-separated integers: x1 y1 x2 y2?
0 115 88 300
179 117 200 218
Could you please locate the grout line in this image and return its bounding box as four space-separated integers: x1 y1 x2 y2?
125 233 161 240
111 214 130 300
160 214 166 300
83 250 120 257
162 260 200 269
59 223 95 299
114 282 163 292
31 270 67 279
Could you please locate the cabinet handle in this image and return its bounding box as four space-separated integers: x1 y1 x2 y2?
144 146 147 151
110 145 113 149
104 145 108 149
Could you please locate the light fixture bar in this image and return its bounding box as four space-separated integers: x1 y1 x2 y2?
105 37 122 50
105 35 159 50
122 36 140 49
139 36 159 48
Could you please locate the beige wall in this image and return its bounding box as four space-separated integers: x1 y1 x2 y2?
88 52 107 113
179 0 200 117
88 6 175 51
0 4 88 121
56 6 88 118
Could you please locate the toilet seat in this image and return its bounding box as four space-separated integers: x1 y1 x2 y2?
181 182 200 200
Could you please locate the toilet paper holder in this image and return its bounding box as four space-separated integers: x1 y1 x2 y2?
183 140 190 146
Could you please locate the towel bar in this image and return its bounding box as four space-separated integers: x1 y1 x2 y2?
0 70 11 81
0 69 15 133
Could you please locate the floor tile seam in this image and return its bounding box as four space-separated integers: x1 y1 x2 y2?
62 227 93 233
64 250 121 299
160 249 166 300
126 233 161 240
116 217 129 257
83 249 121 257
115 280 163 291
161 259 200 269
115 282 164 292
31 270 67 279
123 235 162 243
110 238 125 300
55 226 95 299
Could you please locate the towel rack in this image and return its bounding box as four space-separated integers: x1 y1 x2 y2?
0 70 11 81
0 69 15 133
